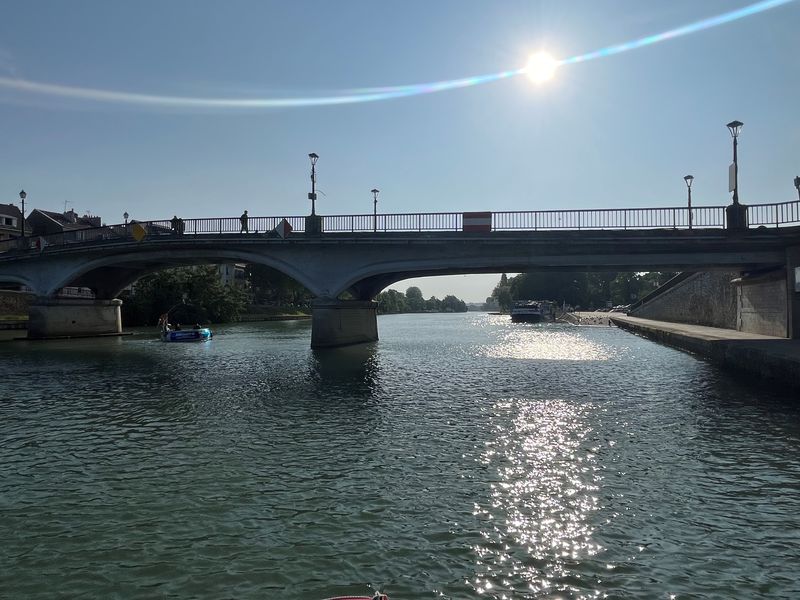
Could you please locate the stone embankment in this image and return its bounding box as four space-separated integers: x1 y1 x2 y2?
560 311 617 326
611 315 800 391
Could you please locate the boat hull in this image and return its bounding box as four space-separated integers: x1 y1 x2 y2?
161 328 212 342
510 312 543 323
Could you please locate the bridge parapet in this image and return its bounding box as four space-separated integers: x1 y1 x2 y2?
2 200 800 257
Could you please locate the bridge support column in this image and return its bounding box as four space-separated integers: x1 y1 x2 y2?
788 246 800 339
27 298 123 339
311 299 378 348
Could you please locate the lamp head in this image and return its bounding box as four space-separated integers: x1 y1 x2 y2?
794 175 800 191
371 188 379 195
19 189 26 200
683 175 694 188
726 120 743 138
308 152 319 165
123 212 129 220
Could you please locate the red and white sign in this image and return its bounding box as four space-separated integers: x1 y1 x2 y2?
274 218 293 239
462 211 492 232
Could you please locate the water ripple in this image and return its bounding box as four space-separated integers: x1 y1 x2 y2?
1 315 799 599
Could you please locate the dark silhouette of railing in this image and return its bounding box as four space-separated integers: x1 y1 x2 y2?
1 200 799 255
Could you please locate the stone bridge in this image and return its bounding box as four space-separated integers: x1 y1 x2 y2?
2 203 799 345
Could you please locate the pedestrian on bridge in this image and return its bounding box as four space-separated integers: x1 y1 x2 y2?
170 215 180 234
240 210 249 233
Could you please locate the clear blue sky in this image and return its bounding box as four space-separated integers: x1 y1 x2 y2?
2 1 799 301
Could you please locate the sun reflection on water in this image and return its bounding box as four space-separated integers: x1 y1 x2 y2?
482 325 612 362
473 398 604 598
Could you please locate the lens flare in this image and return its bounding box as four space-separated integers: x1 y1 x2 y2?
525 52 559 84
0 0 794 110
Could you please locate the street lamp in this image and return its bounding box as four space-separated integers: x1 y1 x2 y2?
18 190 26 238
308 152 319 215
683 175 694 229
726 120 743 205
371 188 380 232
123 211 129 226
794 175 800 201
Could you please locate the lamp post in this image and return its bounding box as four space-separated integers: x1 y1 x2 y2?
794 175 800 201
725 120 747 229
18 190 26 238
683 175 694 230
123 211 129 226
308 152 319 215
371 188 380 232
726 120 743 205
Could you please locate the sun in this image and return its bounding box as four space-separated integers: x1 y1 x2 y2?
525 52 559 84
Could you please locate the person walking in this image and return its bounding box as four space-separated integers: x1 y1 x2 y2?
240 210 249 233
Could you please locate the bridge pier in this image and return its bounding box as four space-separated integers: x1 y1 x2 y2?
27 297 123 339
311 298 378 348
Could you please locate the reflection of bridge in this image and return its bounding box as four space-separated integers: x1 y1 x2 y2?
2 200 800 346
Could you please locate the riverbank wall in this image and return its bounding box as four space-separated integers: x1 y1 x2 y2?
628 270 788 337
611 314 800 390
0 289 34 316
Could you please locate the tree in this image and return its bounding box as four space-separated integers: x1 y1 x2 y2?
376 289 407 314
441 295 467 312
425 296 441 312
375 288 468 315
405 286 425 312
121 266 248 326
246 264 312 307
491 273 513 312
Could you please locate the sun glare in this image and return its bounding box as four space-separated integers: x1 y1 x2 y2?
525 52 559 84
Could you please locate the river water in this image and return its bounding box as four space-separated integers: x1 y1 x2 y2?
1 314 799 599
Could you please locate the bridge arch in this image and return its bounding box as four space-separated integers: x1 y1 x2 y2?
44 249 323 299
0 274 34 291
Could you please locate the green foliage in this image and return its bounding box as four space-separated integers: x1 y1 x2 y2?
491 271 676 310
491 273 513 312
121 266 248 326
246 264 313 308
405 286 425 312
375 287 468 315
441 294 467 312
376 289 407 314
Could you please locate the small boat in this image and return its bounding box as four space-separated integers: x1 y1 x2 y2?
511 300 551 323
161 327 212 342
158 311 212 342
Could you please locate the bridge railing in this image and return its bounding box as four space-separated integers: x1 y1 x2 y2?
747 200 800 228
0 224 131 254
2 201 799 255
491 206 727 230
324 212 463 232
154 216 308 235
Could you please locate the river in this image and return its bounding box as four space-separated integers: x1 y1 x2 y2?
1 313 799 599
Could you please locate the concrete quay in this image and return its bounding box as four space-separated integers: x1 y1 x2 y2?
611 315 800 391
